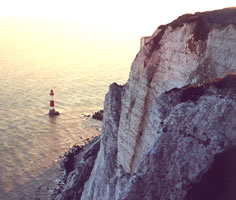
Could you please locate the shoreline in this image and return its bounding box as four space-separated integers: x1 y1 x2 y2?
49 135 100 200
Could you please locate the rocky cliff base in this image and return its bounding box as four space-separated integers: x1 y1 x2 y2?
50 136 100 200
53 74 236 200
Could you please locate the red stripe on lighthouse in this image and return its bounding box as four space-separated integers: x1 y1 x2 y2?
50 101 54 107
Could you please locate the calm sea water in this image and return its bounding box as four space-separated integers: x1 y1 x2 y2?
0 21 137 199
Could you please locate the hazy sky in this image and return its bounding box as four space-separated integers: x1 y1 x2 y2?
0 0 235 38
0 0 235 61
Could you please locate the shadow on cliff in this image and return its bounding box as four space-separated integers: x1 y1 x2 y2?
180 73 236 103
186 147 236 200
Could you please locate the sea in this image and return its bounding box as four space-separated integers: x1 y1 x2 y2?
0 19 138 200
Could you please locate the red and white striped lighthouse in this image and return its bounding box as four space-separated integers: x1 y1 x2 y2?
49 89 60 116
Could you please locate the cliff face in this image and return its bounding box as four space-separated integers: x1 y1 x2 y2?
118 8 236 174
120 75 236 200
54 8 236 200
81 83 123 199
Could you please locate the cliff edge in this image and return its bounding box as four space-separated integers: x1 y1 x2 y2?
53 8 236 200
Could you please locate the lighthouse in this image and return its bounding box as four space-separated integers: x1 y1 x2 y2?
49 89 60 116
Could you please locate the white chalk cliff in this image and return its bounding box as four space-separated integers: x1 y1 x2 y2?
54 8 236 200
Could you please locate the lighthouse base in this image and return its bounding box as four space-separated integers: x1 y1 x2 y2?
49 110 60 116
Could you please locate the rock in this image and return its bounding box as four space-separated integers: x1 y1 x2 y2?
82 114 91 118
60 145 83 176
92 110 104 121
53 8 236 200
50 136 100 200
119 74 236 200
185 147 236 200
80 83 123 200
49 110 60 116
117 7 236 174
